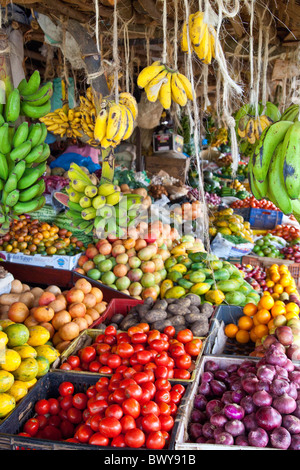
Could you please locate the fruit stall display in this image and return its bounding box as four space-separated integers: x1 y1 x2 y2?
252 234 286 259
208 208 254 243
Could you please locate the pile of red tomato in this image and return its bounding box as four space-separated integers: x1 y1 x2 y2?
19 364 187 448
59 323 202 381
231 196 280 211
270 224 300 243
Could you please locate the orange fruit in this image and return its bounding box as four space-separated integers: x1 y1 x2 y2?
280 275 292 287
237 316 254 331
243 303 258 317
268 318 275 330
252 324 269 339
258 295 274 310
266 280 275 288
252 314 261 326
272 293 280 300
224 323 239 339
285 302 300 314
249 329 258 342
285 311 299 321
255 308 272 325
273 284 284 294
285 285 297 294
235 330 250 344
271 304 286 318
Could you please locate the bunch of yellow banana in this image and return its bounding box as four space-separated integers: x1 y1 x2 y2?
235 102 281 146
93 92 138 149
181 11 216 65
79 87 98 147
39 104 82 139
137 62 193 109
211 127 228 147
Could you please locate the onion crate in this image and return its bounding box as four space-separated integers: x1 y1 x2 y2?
173 355 277 451
53 328 206 383
0 371 191 450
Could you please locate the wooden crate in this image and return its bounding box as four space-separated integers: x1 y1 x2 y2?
145 152 190 183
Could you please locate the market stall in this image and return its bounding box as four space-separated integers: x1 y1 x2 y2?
0 0 299 453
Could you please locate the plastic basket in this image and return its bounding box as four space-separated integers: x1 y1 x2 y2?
0 370 191 450
234 207 283 229
53 328 206 383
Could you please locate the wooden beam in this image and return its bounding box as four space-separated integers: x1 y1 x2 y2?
137 0 173 27
40 0 90 23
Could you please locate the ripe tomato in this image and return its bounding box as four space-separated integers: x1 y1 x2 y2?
87 361 100 373
41 425 62 441
58 381 74 397
111 434 126 447
154 351 169 367
99 416 122 438
184 339 202 357
133 371 150 384
59 363 72 371
163 325 176 338
173 369 191 380
169 390 181 404
60 419 75 439
136 350 152 365
89 432 109 446
95 343 111 355
80 346 96 363
141 400 160 416
72 392 88 410
128 326 143 337
131 332 148 344
169 342 185 358
142 381 156 399
67 355 80 368
155 390 171 404
175 353 192 370
146 431 166 449
136 323 150 333
120 414 136 433
66 407 82 424
99 366 113 374
89 412 103 431
99 351 110 365
104 334 117 346
149 339 167 353
87 398 108 415
107 353 122 370
86 385 97 399
105 325 117 336
159 415 174 432
116 343 134 358
155 378 171 391
117 332 131 343
141 413 161 433
35 399 50 415
75 424 94 443
147 330 161 344
122 367 137 379
125 383 143 401
176 329 193 344
124 428 145 448
24 418 39 437
122 398 140 419
96 377 109 391
105 404 123 420
48 415 61 427
36 414 48 430
171 384 185 396
132 344 145 353
59 395 73 411
112 388 126 405
159 402 171 416
139 387 152 405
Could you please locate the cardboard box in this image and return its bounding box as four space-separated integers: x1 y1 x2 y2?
0 251 81 271
145 151 190 183
153 133 184 153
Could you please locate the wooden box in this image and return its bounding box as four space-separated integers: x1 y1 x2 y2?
145 151 190 183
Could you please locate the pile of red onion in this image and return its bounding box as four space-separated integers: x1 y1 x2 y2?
188 342 300 449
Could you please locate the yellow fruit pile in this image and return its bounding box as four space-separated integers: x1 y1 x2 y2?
265 264 299 298
208 208 253 242
0 320 59 419
224 290 300 347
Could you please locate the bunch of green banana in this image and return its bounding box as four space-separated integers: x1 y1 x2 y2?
66 162 145 238
94 92 138 149
279 104 300 123
18 70 53 119
248 115 300 221
235 102 281 146
137 61 193 109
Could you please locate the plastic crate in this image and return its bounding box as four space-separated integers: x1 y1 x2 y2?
234 207 283 229
0 370 190 450
54 328 206 383
173 355 278 451
203 305 256 358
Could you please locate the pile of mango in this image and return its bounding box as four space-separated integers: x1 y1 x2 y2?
209 208 253 242
160 250 260 307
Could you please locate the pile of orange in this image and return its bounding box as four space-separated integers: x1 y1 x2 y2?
265 264 299 298
224 289 300 345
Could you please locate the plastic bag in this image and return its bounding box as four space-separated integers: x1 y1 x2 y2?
210 232 254 259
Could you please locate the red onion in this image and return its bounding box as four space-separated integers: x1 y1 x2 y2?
202 422 217 439
194 394 207 411
190 409 206 423
255 406 282 431
287 382 298 400
288 370 300 387
282 414 300 434
210 412 227 428
202 371 214 382
205 439 215 444
252 390 273 407
241 376 259 395
189 423 203 440
248 428 269 448
213 427 226 440
230 379 243 391
210 380 227 396
240 395 257 415
204 360 219 372
284 358 295 372
231 389 245 404
273 393 297 415
223 403 245 421
262 334 277 350
235 435 249 446
224 419 245 437
270 378 290 396
227 364 239 374
256 364 276 382
286 345 300 361
242 412 257 432
270 427 291 450
215 431 234 446
255 380 271 393
196 436 207 444
289 435 300 450
214 370 229 381
198 381 211 396
205 399 223 418
275 365 288 379
221 391 234 405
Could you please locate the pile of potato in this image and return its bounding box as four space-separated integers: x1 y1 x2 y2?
97 294 214 337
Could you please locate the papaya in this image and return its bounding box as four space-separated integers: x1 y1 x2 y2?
245 292 261 304
160 279 173 299
35 356 50 377
209 260 223 270
216 280 242 292
0 349 22 372
167 271 183 283
204 278 216 286
27 325 50 347
225 291 246 306
164 257 177 270
164 286 186 299
191 262 205 270
213 269 231 281
205 289 225 305
188 271 206 283
34 345 59 365
0 370 14 393
7 380 28 402
178 278 194 290
12 357 39 382
189 283 211 296
0 392 15 418
168 264 187 274
13 344 37 359
4 323 29 348
238 282 254 295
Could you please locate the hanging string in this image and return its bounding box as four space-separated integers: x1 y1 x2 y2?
173 0 178 70
248 0 255 107
162 0 168 64
262 26 270 106
94 0 101 56
255 19 263 115
146 28 150 67
123 21 130 93
216 66 222 127
112 0 120 103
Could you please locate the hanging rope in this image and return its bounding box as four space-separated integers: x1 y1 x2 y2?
173 0 178 70
94 0 101 56
112 0 120 103
162 0 168 64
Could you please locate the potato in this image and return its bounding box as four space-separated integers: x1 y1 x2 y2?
200 303 214 318
0 293 21 305
185 313 203 324
119 315 139 330
151 319 173 332
144 309 168 324
0 304 10 316
168 315 186 326
189 305 201 315
153 299 168 310
136 304 150 318
110 314 124 325
144 297 154 308
19 292 35 308
190 319 209 337
10 279 23 294
185 294 201 307
167 304 189 316
175 298 191 309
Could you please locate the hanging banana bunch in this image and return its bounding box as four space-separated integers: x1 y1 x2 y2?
78 87 98 147
137 61 193 109
181 11 216 65
93 92 138 149
39 104 82 140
